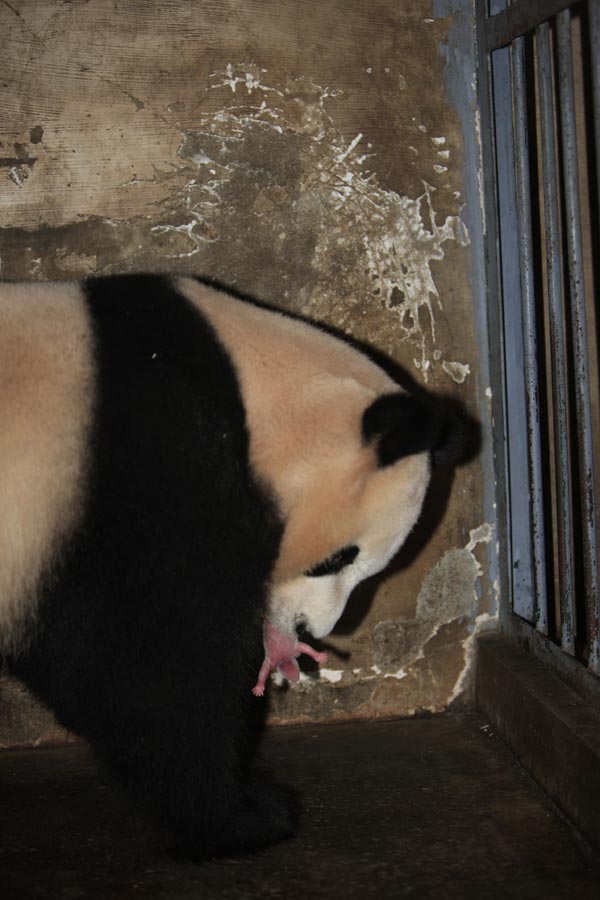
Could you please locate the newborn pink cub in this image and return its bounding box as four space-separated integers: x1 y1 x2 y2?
252 619 328 696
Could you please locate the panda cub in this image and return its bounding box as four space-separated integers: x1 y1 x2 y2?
0 274 452 859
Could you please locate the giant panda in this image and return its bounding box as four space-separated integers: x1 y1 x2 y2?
0 274 457 859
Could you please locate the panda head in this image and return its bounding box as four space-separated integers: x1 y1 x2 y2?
182 279 462 643
267 391 448 640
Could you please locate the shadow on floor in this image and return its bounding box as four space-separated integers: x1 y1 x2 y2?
1 713 599 899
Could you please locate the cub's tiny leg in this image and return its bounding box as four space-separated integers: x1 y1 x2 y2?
296 643 329 665
252 657 272 696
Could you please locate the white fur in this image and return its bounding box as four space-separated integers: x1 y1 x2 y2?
0 282 94 649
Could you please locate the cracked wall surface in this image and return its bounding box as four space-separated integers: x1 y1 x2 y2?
0 0 494 742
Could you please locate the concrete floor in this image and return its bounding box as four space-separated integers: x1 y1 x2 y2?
1 714 599 899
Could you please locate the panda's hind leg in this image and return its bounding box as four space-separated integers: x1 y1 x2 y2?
8 579 297 861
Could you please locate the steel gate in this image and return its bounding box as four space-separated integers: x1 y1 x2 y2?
477 0 600 692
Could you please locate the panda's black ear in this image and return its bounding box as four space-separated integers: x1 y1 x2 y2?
430 414 467 468
362 393 441 467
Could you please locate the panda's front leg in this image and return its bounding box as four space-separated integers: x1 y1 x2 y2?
129 741 298 861
86 652 298 860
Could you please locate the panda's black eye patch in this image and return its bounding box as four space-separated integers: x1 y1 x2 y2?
305 545 359 577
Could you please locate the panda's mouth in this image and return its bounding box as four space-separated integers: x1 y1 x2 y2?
294 616 309 637
258 618 328 690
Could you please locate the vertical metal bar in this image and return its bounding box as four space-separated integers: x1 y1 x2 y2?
511 36 549 633
556 9 600 669
589 0 600 221
536 21 575 646
587 0 600 674
492 43 537 622
477 2 514 636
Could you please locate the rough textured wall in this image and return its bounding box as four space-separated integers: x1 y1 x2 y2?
0 0 496 743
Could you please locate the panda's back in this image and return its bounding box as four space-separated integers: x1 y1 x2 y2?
0 282 94 645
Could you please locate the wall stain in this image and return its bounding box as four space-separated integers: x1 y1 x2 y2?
0 142 37 188
29 125 44 144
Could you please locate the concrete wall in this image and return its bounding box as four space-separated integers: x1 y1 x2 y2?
0 0 496 743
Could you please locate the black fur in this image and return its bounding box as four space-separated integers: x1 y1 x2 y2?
362 393 439 467
362 392 466 469
430 414 467 469
6 275 296 859
305 545 359 577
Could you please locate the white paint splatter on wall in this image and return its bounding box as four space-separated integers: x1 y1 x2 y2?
442 360 471 383
156 63 469 381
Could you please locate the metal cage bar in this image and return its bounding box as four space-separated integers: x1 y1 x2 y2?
491 42 537 622
511 35 549 632
556 9 600 667
535 20 576 645
591 1 600 220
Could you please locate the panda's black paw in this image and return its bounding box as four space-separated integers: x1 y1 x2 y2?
209 780 298 858
169 781 299 861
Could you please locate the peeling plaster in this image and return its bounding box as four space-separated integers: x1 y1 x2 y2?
1 143 37 187
7 166 29 188
474 106 487 236
448 524 498 702
448 611 496 703
442 360 471 383
370 523 496 688
317 668 343 684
